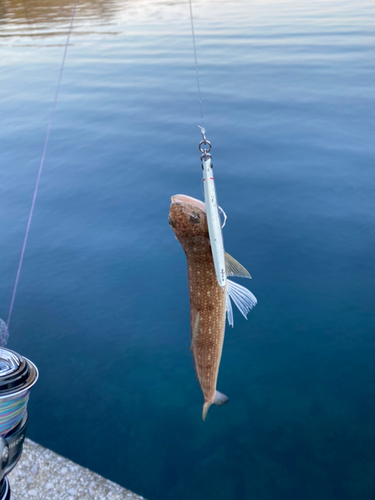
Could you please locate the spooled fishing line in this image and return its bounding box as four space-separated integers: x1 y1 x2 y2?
0 347 38 500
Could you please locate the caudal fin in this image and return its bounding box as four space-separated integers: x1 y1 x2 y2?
213 391 229 406
202 402 211 421
202 391 229 421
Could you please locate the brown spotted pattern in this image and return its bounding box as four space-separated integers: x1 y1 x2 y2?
169 195 227 416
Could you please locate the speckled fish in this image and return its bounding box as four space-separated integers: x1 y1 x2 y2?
169 194 257 420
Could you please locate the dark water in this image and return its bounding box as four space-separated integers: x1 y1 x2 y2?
1 0 375 498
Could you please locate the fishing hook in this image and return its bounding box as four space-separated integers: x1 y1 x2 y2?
219 206 227 229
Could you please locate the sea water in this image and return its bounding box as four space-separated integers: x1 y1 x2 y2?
1 1 375 499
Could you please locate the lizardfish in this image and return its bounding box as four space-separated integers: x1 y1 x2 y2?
169 194 257 420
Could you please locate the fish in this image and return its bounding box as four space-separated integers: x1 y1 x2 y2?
169 194 257 420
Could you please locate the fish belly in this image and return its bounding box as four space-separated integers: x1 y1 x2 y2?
187 254 227 404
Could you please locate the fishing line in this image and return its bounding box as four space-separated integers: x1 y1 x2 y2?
188 1 228 289
0 393 29 436
188 0 204 128
2 0 78 347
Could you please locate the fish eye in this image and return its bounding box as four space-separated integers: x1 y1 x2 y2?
189 211 201 224
168 216 176 228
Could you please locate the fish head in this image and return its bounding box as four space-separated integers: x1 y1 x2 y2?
169 195 208 240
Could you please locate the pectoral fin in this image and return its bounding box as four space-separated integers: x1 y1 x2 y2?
226 289 234 327
225 252 251 278
227 279 257 321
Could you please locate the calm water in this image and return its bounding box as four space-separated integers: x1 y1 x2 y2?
1 0 375 498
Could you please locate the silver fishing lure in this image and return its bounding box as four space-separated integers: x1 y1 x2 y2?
198 127 257 323
199 128 226 288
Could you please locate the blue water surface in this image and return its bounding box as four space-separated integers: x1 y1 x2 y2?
1 0 375 499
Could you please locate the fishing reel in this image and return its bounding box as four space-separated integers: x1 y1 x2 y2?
0 348 38 500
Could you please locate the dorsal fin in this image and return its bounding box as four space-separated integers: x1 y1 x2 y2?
225 252 251 278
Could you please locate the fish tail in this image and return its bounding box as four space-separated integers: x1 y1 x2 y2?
202 402 212 421
202 391 229 421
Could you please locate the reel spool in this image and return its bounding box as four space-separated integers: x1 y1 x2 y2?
0 348 38 500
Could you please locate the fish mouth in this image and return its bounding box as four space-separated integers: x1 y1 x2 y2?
171 195 206 212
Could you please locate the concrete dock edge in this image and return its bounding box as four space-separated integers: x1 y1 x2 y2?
9 439 146 500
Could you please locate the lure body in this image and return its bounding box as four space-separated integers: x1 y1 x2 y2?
202 157 226 288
